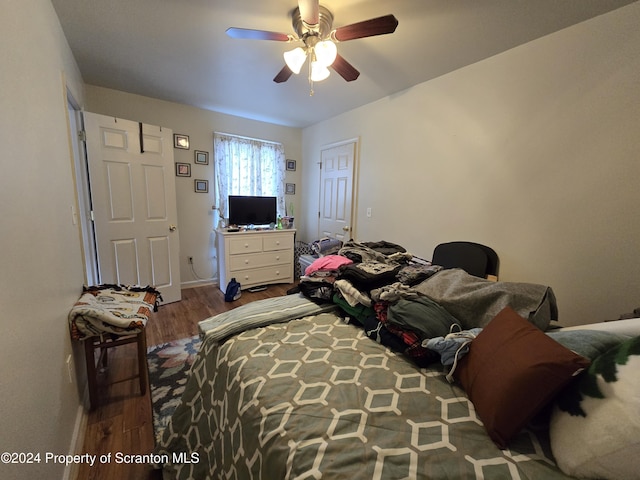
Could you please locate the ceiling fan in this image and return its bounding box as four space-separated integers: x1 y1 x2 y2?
226 0 398 92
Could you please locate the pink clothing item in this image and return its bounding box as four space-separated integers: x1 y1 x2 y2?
305 255 353 276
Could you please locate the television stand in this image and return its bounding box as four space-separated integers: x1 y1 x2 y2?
216 228 296 292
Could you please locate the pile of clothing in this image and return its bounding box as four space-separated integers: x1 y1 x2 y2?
297 240 462 368
295 239 559 377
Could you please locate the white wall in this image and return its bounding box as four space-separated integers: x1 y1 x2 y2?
300 2 640 326
0 0 86 478
84 86 303 288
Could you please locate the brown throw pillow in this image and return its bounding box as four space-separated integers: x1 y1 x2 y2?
454 306 590 449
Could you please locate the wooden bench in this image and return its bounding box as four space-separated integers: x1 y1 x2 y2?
69 285 160 410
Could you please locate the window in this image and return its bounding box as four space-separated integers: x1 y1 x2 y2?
214 133 286 220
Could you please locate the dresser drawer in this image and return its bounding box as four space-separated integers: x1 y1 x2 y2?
228 236 263 255
233 265 293 287
228 250 293 271
263 234 294 252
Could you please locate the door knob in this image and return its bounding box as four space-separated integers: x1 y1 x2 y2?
342 226 350 232
169 225 177 232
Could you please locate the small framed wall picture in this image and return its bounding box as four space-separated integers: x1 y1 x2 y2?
286 159 296 171
174 134 190 149
194 179 209 193
285 183 296 195
175 162 191 177
194 150 209 165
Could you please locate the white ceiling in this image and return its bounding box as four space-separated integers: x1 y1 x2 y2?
51 0 636 128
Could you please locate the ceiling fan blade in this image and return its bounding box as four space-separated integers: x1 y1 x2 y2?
273 65 294 83
333 14 398 42
298 0 319 25
226 27 291 42
331 54 360 82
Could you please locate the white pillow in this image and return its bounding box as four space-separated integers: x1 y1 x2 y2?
550 336 640 479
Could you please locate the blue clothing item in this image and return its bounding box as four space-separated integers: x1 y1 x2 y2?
425 328 483 382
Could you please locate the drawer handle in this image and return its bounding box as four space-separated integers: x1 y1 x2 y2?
244 243 249 248
275 256 280 261
244 259 249 265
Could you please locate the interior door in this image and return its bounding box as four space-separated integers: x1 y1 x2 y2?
68 95 98 286
318 140 357 241
84 112 181 303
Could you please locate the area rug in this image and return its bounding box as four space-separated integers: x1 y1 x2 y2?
147 335 201 441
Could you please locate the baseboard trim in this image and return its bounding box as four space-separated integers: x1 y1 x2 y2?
180 278 216 289
62 401 88 480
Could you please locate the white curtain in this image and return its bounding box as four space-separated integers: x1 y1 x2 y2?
214 133 286 220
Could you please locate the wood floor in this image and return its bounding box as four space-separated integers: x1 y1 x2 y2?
76 282 296 480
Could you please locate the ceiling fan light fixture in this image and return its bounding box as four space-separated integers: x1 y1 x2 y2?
227 3 397 88
310 60 330 82
314 40 337 67
284 47 307 74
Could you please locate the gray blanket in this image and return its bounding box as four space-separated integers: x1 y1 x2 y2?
198 293 337 341
415 268 558 330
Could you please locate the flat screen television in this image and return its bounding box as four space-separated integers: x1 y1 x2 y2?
228 195 277 226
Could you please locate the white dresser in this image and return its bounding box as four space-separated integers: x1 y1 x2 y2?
216 228 296 292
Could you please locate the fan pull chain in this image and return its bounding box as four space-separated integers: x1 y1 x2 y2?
307 58 314 97
308 59 315 96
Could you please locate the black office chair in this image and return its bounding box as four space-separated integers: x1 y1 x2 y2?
431 241 499 278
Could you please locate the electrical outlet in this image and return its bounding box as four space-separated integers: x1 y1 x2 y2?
188 256 193 264
70 205 78 225
66 354 74 384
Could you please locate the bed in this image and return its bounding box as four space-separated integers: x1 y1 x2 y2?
154 242 640 479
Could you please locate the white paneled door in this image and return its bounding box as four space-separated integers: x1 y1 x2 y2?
318 140 357 241
84 112 181 304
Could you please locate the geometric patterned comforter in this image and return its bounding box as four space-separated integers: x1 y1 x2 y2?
155 310 574 479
